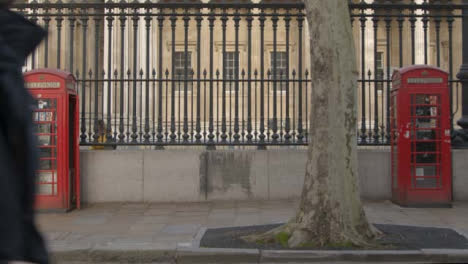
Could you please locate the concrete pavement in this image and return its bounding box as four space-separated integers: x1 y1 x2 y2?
37 200 468 263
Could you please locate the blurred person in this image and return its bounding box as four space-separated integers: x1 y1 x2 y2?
0 1 49 264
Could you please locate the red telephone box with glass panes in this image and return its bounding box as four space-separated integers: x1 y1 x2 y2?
391 65 452 207
24 69 80 212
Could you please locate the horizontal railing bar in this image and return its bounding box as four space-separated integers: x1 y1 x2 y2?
350 14 464 19
19 13 464 19
17 11 465 20
349 3 467 10
79 142 390 147
12 2 305 9
20 13 304 18
12 2 467 10
75 79 312 82
80 143 309 146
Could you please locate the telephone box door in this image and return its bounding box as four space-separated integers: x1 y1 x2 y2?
410 94 444 190
33 95 64 209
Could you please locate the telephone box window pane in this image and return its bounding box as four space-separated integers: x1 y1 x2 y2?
414 118 439 129
37 171 55 183
413 153 437 164
39 147 56 158
412 106 439 117
36 172 57 195
412 129 439 140
415 178 438 188
35 99 57 109
412 95 439 105
34 123 57 134
412 165 439 188
415 166 437 176
38 135 56 146
415 142 437 152
39 159 56 170
36 184 57 196
33 112 55 122
37 185 52 195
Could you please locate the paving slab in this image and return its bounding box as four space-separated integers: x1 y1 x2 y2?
48 242 92 262
160 224 201 235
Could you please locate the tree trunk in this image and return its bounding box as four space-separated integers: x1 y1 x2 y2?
244 0 379 248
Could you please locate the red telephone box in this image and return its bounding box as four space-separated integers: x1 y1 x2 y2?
24 69 80 212
391 65 452 207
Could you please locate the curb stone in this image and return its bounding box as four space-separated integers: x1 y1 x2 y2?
48 246 468 263
192 227 207 248
89 242 176 263
454 228 468 240
176 247 260 264
421 249 468 263
260 250 425 263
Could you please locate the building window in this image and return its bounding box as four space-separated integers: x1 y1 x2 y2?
224 52 239 92
270 52 287 91
174 51 193 91
376 51 384 92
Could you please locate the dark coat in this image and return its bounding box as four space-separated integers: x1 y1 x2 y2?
0 9 49 264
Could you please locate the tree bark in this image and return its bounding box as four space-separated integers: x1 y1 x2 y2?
244 0 379 248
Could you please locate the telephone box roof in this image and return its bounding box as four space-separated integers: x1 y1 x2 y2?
25 68 76 81
396 65 448 76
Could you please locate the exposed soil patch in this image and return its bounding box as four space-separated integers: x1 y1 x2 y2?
200 224 468 250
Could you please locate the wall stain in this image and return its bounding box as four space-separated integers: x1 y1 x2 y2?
201 151 253 197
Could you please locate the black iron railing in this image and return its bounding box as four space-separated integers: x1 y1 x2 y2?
351 1 463 145
13 1 464 147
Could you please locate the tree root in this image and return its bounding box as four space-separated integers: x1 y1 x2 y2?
241 222 382 249
241 221 298 244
